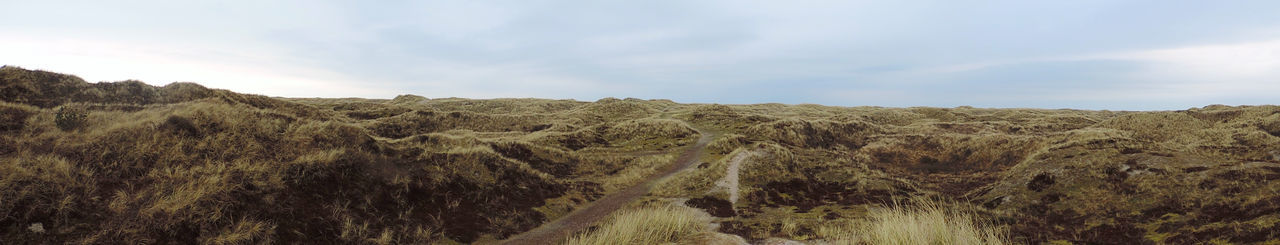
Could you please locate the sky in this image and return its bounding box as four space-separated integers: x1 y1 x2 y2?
3 1 1280 110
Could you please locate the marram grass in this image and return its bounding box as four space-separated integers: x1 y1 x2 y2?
564 205 711 245
818 199 1009 245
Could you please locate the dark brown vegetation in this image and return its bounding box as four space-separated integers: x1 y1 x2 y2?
3 66 1278 244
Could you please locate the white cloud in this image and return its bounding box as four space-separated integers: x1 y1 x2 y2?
1086 40 1280 98
1099 39 1280 79
919 39 1280 97
356 56 619 100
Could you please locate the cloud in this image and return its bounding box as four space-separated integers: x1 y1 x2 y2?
860 39 1280 109
4 1 1280 109
1098 39 1280 82
1059 39 1280 104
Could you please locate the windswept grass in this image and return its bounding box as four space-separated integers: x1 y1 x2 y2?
564 205 711 245
598 154 676 191
818 199 1009 245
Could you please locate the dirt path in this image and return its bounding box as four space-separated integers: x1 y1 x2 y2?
498 127 715 245
713 151 755 205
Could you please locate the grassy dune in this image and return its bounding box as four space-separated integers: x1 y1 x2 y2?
686 104 1278 243
0 66 696 244
3 66 1279 244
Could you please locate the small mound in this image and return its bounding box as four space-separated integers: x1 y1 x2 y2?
603 118 696 143
860 134 1041 174
570 98 659 121
1093 112 1210 142
489 141 579 177
745 118 877 149
389 94 427 104
680 104 740 123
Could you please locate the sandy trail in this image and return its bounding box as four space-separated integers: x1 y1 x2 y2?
713 151 755 205
498 127 715 245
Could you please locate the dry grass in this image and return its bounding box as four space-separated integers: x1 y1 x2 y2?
686 103 1278 243
859 201 1007 244
743 118 878 149
5 66 1280 244
651 145 746 198
816 199 1009 245
598 154 676 191
0 66 696 243
564 205 711 245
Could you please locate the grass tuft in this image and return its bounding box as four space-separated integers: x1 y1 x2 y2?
564 205 711 245
819 199 1009 245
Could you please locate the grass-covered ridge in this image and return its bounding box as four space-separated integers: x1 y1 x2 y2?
2 66 1279 244
0 66 697 244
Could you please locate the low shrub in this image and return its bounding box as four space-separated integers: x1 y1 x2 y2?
54 105 87 131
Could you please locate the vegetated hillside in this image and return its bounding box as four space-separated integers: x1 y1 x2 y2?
0 66 696 244
656 102 1280 243
1 66 1277 244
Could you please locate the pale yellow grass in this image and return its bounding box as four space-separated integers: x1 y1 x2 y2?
819 199 1009 245
565 206 711 245
601 154 675 191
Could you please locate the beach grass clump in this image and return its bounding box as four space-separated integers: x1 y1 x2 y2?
564 205 711 245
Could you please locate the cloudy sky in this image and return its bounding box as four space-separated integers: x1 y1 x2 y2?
3 1 1279 110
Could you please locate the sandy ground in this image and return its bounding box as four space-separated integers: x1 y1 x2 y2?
713 150 757 205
